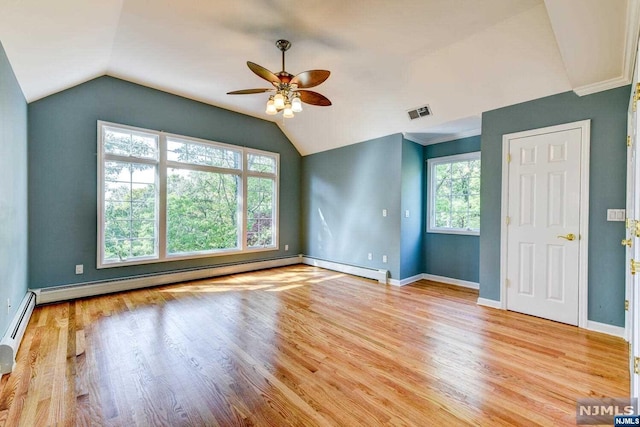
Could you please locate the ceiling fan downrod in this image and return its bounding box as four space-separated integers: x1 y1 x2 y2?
276 39 291 73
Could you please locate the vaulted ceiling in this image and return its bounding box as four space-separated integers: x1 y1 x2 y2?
0 0 637 155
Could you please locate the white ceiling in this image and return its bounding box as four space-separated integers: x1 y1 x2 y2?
0 0 637 155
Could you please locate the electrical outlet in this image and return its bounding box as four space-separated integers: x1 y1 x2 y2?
368 253 372 261
75 264 84 275
285 244 289 251
382 209 387 217
405 210 410 218
382 255 387 263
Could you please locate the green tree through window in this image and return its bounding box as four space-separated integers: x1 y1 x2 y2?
98 122 279 267
428 152 480 235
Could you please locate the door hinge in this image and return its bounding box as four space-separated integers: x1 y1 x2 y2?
635 356 640 374
628 135 632 148
631 259 640 275
634 83 640 112
506 216 511 226
625 300 629 311
627 219 640 237
507 153 511 163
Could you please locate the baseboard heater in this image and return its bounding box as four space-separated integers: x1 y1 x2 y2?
0 292 36 374
301 256 388 284
33 256 302 305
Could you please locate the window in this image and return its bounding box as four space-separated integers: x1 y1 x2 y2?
427 152 480 235
98 121 278 267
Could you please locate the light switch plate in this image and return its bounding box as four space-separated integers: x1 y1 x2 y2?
607 209 625 222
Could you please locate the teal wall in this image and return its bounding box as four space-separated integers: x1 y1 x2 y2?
480 86 630 327
28 76 302 288
424 135 480 282
302 134 403 278
400 138 424 279
0 41 29 334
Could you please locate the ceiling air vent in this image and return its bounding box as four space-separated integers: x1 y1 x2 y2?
407 105 432 120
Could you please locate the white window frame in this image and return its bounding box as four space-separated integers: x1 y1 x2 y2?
97 121 279 268
427 151 480 236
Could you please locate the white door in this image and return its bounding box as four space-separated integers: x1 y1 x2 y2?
626 68 640 399
502 121 590 326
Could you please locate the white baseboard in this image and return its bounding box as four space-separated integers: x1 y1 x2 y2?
0 292 36 374
388 274 423 287
301 257 388 284
422 274 479 290
32 256 302 305
585 320 626 339
477 297 502 309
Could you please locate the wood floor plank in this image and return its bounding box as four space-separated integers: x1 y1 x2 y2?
0 265 629 426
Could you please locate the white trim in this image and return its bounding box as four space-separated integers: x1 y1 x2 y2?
300 257 388 284
585 320 626 339
500 120 591 327
388 274 423 287
573 75 632 97
477 297 502 309
0 292 36 374
32 256 301 305
422 274 479 290
499 138 510 310
573 0 640 97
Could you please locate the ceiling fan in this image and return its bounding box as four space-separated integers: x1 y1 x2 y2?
227 39 331 118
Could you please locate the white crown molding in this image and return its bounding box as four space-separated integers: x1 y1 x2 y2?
573 0 640 97
573 75 633 97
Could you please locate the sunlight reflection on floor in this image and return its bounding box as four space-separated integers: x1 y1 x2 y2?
159 268 348 293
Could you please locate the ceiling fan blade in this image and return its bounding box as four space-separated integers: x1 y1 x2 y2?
291 70 330 88
297 90 332 106
227 88 273 95
247 61 280 85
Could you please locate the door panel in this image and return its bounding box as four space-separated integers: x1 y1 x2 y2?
506 127 583 325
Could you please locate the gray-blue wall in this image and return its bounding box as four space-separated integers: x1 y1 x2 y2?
424 136 480 283
28 76 302 288
0 41 29 334
400 138 424 279
302 134 403 278
480 86 630 327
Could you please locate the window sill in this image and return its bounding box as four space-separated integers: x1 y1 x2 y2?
426 228 480 237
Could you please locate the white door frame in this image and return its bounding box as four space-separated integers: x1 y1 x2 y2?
499 120 591 328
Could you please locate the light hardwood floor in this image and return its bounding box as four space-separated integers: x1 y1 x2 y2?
0 265 629 426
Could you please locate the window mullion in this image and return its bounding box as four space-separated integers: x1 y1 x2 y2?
242 150 248 251
104 153 158 165
166 160 242 176
158 134 167 260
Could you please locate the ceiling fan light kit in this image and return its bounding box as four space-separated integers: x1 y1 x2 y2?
227 39 331 119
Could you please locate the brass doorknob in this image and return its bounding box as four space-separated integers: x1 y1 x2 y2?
557 233 576 241
622 238 633 248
